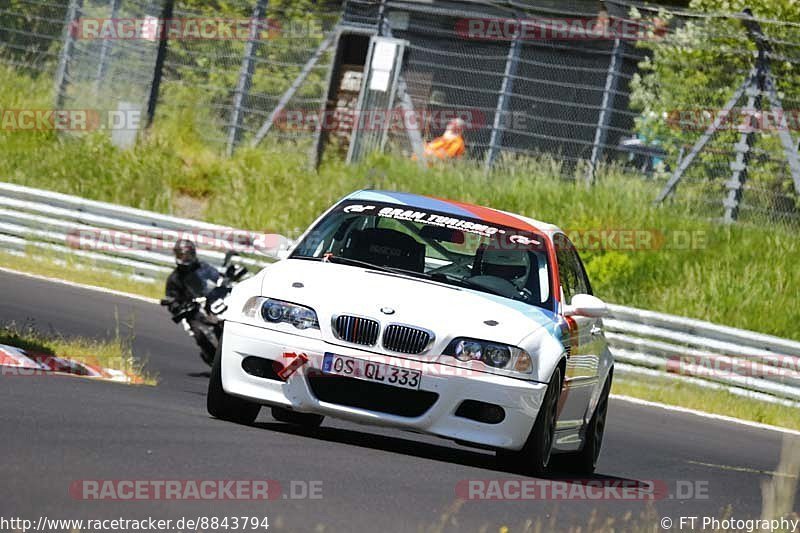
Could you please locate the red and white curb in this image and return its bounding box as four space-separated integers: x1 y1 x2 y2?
0 343 140 383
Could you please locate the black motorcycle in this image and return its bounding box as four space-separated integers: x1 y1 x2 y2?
160 252 248 366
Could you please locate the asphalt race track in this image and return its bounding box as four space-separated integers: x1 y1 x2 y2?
1 270 797 532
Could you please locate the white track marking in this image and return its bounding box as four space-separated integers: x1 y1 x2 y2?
611 394 800 436
0 266 158 304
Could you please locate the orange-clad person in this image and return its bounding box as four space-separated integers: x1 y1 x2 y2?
420 118 466 161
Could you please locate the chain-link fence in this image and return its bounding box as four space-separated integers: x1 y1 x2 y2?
341 0 800 226
2 0 800 226
0 0 68 74
159 0 339 151
56 0 163 137
625 1 800 226
349 1 641 173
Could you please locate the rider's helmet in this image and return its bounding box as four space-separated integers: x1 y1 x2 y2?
173 239 198 267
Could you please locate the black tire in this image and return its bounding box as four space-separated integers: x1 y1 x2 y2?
552 371 612 475
271 406 324 428
497 366 562 475
193 325 218 367
198 341 216 366
207 343 261 425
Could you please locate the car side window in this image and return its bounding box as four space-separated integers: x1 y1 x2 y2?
554 234 591 303
554 234 575 303
567 245 591 297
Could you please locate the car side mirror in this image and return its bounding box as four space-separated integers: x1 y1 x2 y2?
563 294 607 318
276 249 290 260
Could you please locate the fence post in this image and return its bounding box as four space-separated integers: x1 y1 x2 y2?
723 12 768 223
379 17 425 165
250 31 336 148
655 76 750 203
585 37 622 184
145 0 175 128
54 0 83 108
227 0 269 156
94 0 121 94
722 87 759 223
484 27 521 171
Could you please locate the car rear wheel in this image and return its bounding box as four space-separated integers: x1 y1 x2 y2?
497 366 562 475
207 342 261 425
271 406 324 427
552 371 612 474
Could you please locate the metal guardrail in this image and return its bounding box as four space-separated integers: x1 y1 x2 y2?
606 304 800 406
0 181 798 406
0 182 286 281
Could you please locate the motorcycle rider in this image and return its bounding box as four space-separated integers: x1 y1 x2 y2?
165 239 222 355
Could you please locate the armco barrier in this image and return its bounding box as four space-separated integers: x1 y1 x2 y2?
1 182 798 405
605 304 800 405
0 182 286 280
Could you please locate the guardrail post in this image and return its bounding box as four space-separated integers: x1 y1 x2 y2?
54 0 83 108
227 0 269 156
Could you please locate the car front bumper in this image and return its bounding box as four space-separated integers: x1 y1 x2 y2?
220 321 547 451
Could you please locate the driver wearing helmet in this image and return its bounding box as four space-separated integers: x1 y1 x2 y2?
165 238 220 322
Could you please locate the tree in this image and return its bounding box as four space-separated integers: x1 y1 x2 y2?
628 0 800 220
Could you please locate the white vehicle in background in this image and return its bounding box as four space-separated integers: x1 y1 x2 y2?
207 190 613 474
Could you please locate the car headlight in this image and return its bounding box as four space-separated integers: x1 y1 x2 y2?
242 297 319 330
444 337 532 373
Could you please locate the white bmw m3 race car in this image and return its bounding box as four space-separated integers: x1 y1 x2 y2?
208 190 613 474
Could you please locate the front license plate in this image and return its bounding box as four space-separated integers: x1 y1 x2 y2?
322 353 421 390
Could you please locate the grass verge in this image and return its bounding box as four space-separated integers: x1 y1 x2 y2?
0 250 163 300
612 374 800 431
0 321 156 385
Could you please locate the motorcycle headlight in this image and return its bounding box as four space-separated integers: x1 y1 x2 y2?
444 337 532 374
242 297 319 330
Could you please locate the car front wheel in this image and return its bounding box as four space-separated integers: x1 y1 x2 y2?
552 371 612 474
497 365 562 475
207 342 261 425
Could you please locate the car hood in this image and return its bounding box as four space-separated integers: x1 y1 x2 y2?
258 259 559 350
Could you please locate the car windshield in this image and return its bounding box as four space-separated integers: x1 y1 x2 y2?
290 200 553 310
